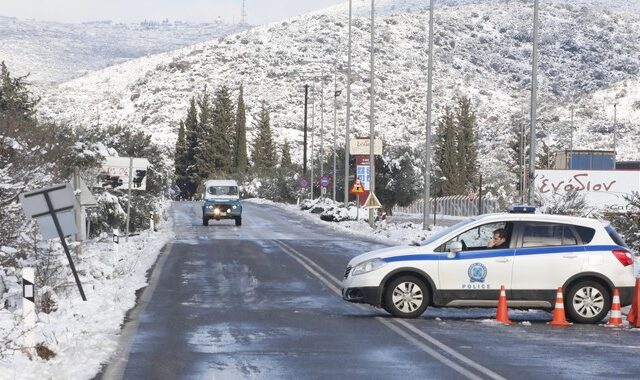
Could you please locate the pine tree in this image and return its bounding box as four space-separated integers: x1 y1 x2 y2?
455 96 478 188
210 85 235 175
280 140 292 168
174 121 189 199
183 97 199 198
234 85 248 173
252 102 278 172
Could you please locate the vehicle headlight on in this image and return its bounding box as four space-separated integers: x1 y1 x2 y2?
207 205 214 209
232 205 237 209
213 208 220 215
351 258 386 276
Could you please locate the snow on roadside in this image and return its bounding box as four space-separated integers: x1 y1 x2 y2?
0 203 175 379
245 197 446 246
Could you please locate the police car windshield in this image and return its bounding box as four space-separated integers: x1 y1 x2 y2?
419 218 476 246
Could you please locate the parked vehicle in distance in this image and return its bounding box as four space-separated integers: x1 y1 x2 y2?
342 206 637 323
202 179 242 226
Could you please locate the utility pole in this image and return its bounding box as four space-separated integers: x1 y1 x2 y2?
569 105 574 152
344 0 352 207
304 84 309 175
311 86 316 200
613 102 618 153
333 53 339 202
320 70 325 179
423 0 435 230
527 0 540 204
368 0 376 228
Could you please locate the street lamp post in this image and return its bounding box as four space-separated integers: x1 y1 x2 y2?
344 0 353 207
333 59 340 202
423 0 435 230
369 0 376 228
527 0 540 204
311 85 316 200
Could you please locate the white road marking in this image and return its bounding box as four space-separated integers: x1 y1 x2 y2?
274 240 506 380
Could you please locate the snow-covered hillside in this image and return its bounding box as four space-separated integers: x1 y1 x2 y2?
0 16 249 82
34 0 640 184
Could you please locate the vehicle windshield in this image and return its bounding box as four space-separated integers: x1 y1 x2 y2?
419 218 476 246
207 186 238 196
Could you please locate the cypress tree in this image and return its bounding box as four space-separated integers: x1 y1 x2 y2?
234 85 248 173
252 101 278 172
211 85 235 175
194 87 215 181
183 97 199 198
280 140 292 168
455 96 478 188
174 121 189 199
434 106 462 195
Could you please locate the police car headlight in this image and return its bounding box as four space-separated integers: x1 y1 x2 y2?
351 258 386 276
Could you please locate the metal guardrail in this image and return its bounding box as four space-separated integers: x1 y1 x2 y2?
394 195 501 217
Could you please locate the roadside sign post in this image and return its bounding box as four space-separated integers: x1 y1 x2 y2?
19 184 87 301
22 267 35 356
350 179 366 220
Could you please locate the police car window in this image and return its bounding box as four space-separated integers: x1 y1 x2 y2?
439 222 508 252
521 223 577 247
575 226 595 244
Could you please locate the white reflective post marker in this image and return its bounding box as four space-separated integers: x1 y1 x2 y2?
22 267 35 356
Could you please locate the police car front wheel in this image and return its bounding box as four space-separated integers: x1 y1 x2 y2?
566 280 611 324
383 276 429 318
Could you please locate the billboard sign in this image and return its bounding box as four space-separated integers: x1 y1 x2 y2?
98 157 150 191
536 170 640 213
350 138 382 155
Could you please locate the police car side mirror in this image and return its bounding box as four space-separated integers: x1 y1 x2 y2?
448 241 463 259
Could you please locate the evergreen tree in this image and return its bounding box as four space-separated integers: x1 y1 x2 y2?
280 140 292 168
455 96 478 188
252 102 278 172
183 97 199 198
434 106 462 195
505 112 529 200
234 85 248 173
174 121 189 199
210 85 235 175
194 87 215 182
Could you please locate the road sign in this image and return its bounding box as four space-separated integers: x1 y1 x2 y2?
319 175 331 188
299 177 309 189
19 183 77 240
363 192 382 209
350 179 365 194
18 184 87 301
98 157 150 191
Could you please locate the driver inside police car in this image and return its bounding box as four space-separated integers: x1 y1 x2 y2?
487 228 509 249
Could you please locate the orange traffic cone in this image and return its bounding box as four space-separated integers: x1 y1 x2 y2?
606 288 623 327
549 287 572 327
495 285 511 325
627 278 640 328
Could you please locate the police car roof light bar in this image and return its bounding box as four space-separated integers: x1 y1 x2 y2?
507 204 536 214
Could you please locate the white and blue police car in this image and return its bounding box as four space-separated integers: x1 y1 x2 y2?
341 207 637 323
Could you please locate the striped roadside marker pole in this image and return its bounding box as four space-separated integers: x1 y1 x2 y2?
22 267 36 356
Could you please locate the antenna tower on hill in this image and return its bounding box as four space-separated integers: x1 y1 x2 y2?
240 0 248 25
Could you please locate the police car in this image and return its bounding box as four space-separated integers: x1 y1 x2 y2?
341 207 637 323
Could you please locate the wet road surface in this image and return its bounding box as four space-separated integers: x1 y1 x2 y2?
101 201 640 379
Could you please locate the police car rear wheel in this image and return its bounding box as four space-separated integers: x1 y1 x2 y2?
566 281 610 324
383 276 429 318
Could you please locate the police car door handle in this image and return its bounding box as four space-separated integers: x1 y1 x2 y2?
563 254 578 258
495 257 509 263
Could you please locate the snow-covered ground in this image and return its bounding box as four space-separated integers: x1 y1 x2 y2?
0 203 174 379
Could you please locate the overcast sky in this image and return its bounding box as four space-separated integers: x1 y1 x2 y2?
1 0 347 24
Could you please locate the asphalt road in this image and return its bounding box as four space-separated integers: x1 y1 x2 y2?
101 201 640 380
